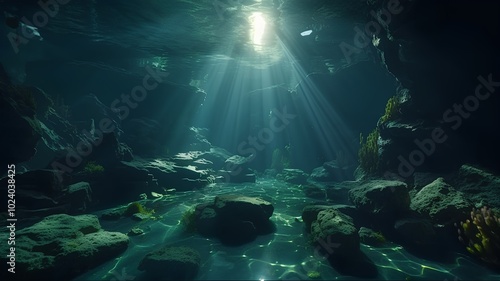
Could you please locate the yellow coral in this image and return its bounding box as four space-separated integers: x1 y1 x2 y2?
456 206 500 268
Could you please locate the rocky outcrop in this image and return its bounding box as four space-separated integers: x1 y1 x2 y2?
450 164 500 210
310 208 360 258
410 177 472 225
0 170 92 222
0 214 129 280
138 246 201 280
369 0 500 175
348 180 410 217
358 227 386 247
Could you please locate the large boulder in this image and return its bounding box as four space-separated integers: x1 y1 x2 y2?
310 209 360 259
410 177 472 225
302 205 359 232
348 180 410 216
138 246 201 280
193 195 275 245
450 164 500 209
0 214 129 280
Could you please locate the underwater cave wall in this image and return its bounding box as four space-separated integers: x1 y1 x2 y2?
367 0 500 175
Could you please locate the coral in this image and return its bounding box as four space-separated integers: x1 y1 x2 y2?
358 129 379 174
456 206 500 268
380 95 400 124
83 161 104 174
124 202 154 217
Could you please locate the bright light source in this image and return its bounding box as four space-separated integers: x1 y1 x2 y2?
300 30 313 36
249 12 266 51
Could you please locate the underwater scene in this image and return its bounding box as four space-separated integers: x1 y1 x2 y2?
1 0 500 280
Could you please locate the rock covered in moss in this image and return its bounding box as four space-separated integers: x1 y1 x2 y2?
310 208 359 258
348 180 409 216
358 227 386 246
138 246 201 280
0 214 129 280
410 177 472 225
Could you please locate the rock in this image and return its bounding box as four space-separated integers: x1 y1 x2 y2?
128 227 144 236
302 205 360 233
302 205 333 232
192 195 275 245
277 168 308 184
63 181 92 212
101 209 123 221
451 164 500 209
0 214 129 280
348 180 410 216
410 177 472 225
378 120 467 176
358 227 386 246
118 158 209 192
138 246 201 280
371 0 500 174
304 185 326 200
70 93 123 137
325 181 359 204
0 169 81 219
413 172 448 191
323 160 355 181
203 147 232 168
394 219 437 246
217 169 256 183
309 167 336 182
310 209 360 258
132 213 151 221
214 195 274 231
217 155 256 183
7 169 64 195
122 117 163 156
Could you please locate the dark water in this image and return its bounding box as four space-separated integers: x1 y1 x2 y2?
1 0 499 280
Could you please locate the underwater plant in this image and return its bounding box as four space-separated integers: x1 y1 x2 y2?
83 161 104 174
307 271 321 279
124 202 154 217
456 206 500 268
379 95 401 124
358 129 379 174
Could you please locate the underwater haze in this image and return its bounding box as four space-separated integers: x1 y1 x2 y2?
1 0 500 280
